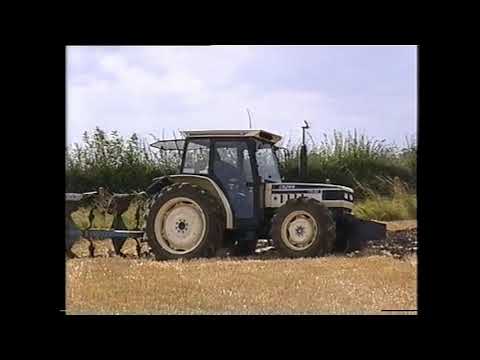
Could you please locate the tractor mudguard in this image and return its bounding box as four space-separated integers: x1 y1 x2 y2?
337 214 386 252
146 176 173 195
146 174 234 229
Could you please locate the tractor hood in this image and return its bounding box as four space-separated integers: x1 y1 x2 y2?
266 182 355 208
271 182 354 193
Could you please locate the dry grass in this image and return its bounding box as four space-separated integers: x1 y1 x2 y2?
382 220 417 232
354 178 417 221
66 255 417 315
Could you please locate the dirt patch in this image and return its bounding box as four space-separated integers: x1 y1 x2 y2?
347 220 417 259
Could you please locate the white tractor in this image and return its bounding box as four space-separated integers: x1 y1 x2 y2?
140 129 386 260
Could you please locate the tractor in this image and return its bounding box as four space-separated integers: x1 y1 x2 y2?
138 129 386 260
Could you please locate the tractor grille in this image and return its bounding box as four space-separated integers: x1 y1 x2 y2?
322 190 353 202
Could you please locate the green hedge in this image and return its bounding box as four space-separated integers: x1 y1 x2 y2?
66 128 416 198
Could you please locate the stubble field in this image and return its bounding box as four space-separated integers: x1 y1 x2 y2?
66 221 417 315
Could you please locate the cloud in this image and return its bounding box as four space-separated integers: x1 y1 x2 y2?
66 46 417 147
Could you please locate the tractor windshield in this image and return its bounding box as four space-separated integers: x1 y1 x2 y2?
255 142 282 183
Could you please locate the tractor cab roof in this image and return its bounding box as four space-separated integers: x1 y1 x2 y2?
181 130 282 144
151 130 282 150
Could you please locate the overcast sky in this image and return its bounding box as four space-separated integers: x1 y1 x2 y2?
66 45 417 147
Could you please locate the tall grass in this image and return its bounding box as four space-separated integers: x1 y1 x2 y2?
66 128 416 199
66 128 181 193
354 177 417 221
280 130 416 199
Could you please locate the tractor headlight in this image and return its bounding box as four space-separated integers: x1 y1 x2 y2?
349 194 353 201
344 193 349 200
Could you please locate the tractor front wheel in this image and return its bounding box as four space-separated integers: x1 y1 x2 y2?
272 198 335 258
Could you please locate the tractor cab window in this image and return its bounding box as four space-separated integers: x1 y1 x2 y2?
182 139 210 175
213 141 252 183
256 142 282 183
216 145 238 168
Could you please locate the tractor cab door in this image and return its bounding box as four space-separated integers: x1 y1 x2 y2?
212 140 258 228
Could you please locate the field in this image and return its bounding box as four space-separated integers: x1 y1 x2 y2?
66 221 417 315
65 129 417 315
66 256 416 315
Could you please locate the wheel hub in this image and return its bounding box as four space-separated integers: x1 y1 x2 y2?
295 226 305 237
176 220 188 232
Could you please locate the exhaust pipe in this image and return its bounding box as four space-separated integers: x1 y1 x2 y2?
299 121 309 180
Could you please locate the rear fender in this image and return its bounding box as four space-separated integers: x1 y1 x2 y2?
147 174 234 229
146 176 173 195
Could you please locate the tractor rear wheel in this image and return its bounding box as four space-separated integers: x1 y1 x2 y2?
272 198 335 258
144 183 225 260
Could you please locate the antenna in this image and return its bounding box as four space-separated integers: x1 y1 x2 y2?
246 108 253 129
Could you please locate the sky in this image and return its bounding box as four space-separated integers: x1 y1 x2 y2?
66 45 417 148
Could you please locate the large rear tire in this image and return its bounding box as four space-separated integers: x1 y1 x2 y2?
272 198 335 258
143 183 225 260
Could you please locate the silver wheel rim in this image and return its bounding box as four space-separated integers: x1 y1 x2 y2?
154 197 207 255
280 210 318 251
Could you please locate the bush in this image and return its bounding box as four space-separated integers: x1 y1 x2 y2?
280 130 416 199
66 128 181 193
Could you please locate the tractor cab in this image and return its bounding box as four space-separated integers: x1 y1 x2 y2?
152 130 283 229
